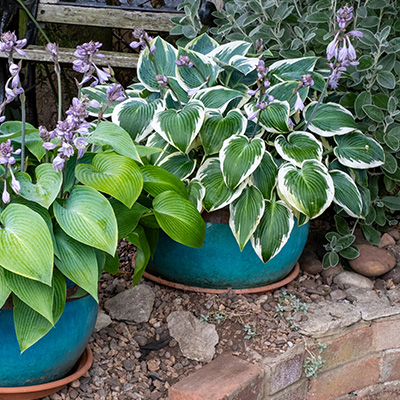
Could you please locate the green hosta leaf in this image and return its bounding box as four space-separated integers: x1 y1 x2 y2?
267 81 309 111
208 41 252 64
197 158 246 211
87 122 142 163
54 186 117 255
0 204 53 285
304 102 357 137
185 33 219 55
137 37 177 91
251 200 294 263
187 178 206 212
268 57 318 85
329 170 363 218
152 100 205 153
245 100 290 133
250 152 278 200
153 191 206 248
167 77 191 104
334 132 385 169
176 47 220 89
103 252 119 275
13 270 66 352
13 129 46 161
275 132 322 167
75 152 143 208
112 98 164 142
229 186 265 250
141 165 188 198
0 267 11 308
193 86 246 112
54 227 98 301
199 109 246 155
0 121 37 142
157 152 196 180
16 164 62 209
277 160 334 219
229 55 258 76
5 270 54 323
220 135 265 189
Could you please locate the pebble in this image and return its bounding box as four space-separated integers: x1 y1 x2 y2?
334 271 374 290
329 289 347 301
379 233 396 248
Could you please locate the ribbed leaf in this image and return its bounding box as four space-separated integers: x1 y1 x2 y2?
187 179 206 212
16 164 62 209
268 57 318 85
304 102 357 137
193 86 246 112
220 135 265 189
152 100 205 153
334 131 385 168
275 132 323 167
75 152 143 208
0 121 37 142
185 33 219 55
157 152 196 180
208 41 252 64
14 270 66 352
112 98 164 142
197 158 246 211
329 170 363 218
153 191 206 248
54 186 118 255
229 186 265 250
0 204 53 285
137 37 177 91
267 81 309 111
251 200 295 263
0 267 10 308
54 227 98 301
141 165 188 198
87 121 142 163
277 160 334 219
199 109 246 155
13 129 46 161
250 152 278 200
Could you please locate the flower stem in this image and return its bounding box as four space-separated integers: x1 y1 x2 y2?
304 78 329 131
20 94 26 172
56 66 62 122
1 168 8 210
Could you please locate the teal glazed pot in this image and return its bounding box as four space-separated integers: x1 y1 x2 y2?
0 293 98 387
148 210 309 290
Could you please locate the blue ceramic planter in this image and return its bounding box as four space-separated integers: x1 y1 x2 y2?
0 294 98 387
148 219 309 289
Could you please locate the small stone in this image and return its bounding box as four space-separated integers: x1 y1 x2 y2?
321 264 344 285
379 233 396 248
147 359 160 372
123 383 134 392
334 271 374 290
122 359 136 371
349 244 396 277
94 313 112 332
69 389 79 400
388 228 400 241
262 302 272 312
133 335 148 347
299 249 323 274
382 266 400 284
70 379 80 388
330 289 347 301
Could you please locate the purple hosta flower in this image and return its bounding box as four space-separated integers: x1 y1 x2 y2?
106 84 125 105
5 62 24 103
0 139 21 202
328 64 346 89
326 32 340 61
2 181 10 204
300 74 314 87
248 96 274 121
46 42 58 57
130 28 155 53
155 74 169 89
74 137 87 158
176 55 194 68
256 60 268 80
337 6 354 29
294 92 305 111
247 87 260 96
0 31 27 57
255 38 264 53
52 155 65 172
187 79 208 97
0 116 5 123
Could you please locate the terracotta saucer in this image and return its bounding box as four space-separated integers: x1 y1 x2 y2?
0 345 93 400
143 262 300 294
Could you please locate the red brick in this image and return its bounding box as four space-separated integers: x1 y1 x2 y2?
372 318 400 351
307 357 380 400
355 381 400 400
270 379 308 400
380 349 400 382
168 354 264 400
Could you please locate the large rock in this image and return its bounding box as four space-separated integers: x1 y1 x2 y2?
167 311 219 362
299 249 323 275
349 244 396 277
104 284 155 322
94 312 112 332
334 271 374 290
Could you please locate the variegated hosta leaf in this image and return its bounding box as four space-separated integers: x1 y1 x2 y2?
193 86 246 112
199 109 247 155
111 98 164 142
176 47 220 89
16 163 62 209
268 57 318 85
329 170 363 218
229 55 258 76
245 100 290 133
137 37 177 91
197 158 246 212
275 132 323 167
185 33 219 55
152 100 205 153
157 152 196 180
334 131 385 169
146 132 175 165
208 41 252 64
304 102 357 137
277 160 334 219
267 81 309 111
75 152 143 208
220 135 265 189
229 186 265 250
250 152 278 200
187 179 206 212
251 200 295 263
167 77 190 104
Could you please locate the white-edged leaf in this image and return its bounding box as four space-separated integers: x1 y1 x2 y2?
208 41 252 64
187 179 206 212
220 135 265 189
185 33 219 55
329 170 363 218
229 55 259 75
193 86 246 112
334 131 385 169
267 81 309 111
250 151 278 200
251 200 295 263
268 57 318 85
275 131 323 167
157 152 196 180
229 185 265 250
277 160 334 219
